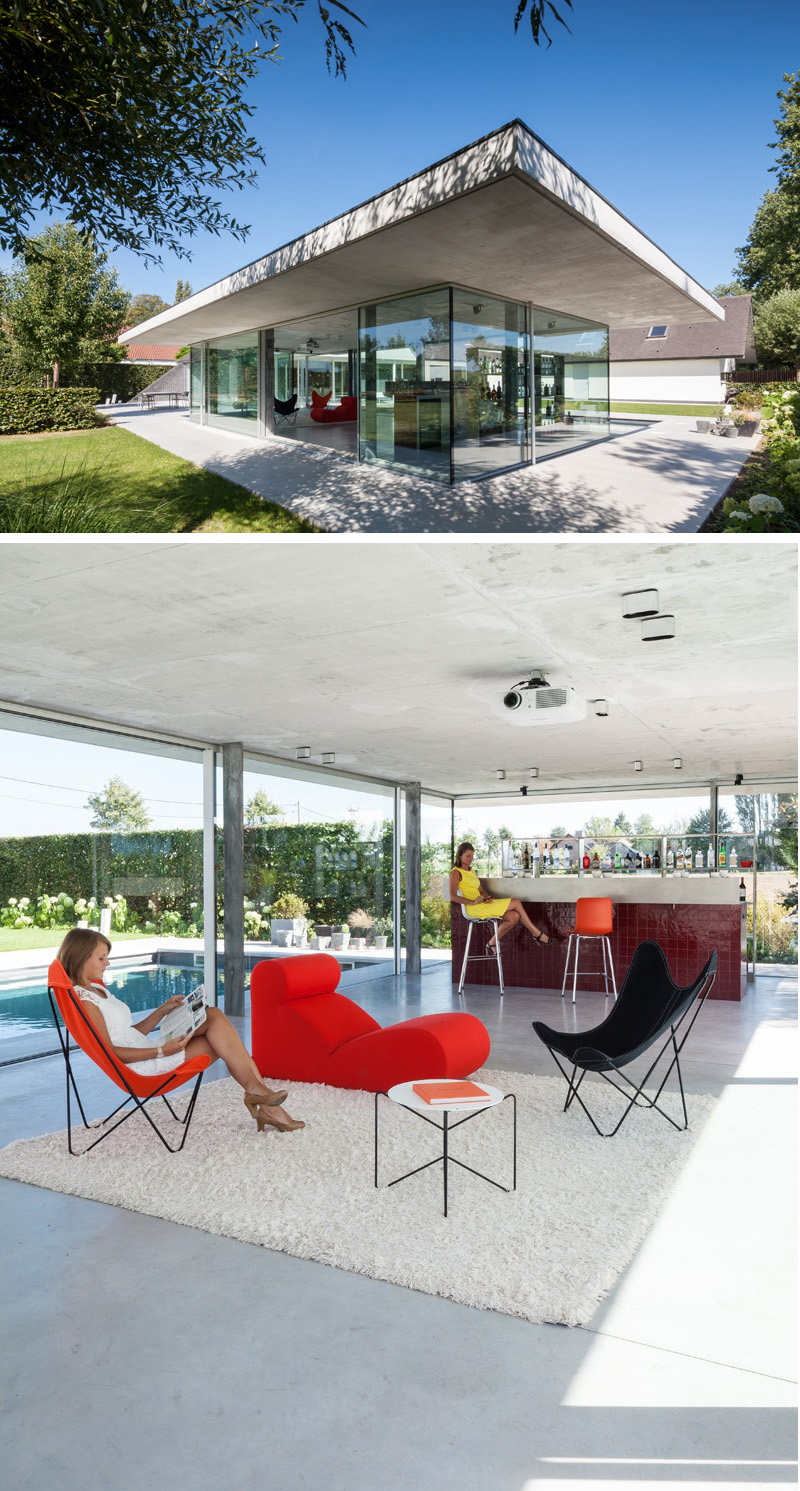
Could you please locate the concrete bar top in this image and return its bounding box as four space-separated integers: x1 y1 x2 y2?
483 875 739 905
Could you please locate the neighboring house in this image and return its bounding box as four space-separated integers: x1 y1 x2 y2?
119 333 185 366
609 295 756 405
134 354 190 400
120 118 723 487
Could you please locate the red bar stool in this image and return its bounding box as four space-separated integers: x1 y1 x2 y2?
561 897 617 1004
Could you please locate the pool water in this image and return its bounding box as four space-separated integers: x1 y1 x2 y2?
0 964 227 1040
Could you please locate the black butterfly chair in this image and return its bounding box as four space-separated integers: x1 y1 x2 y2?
274 394 298 426
533 940 717 1137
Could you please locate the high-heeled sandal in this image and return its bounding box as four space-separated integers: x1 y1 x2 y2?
531 930 550 944
243 1089 288 1120
252 1102 305 1134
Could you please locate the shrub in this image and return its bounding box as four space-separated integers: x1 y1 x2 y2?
420 895 452 947
347 907 374 933
729 381 797 411
79 363 174 403
270 892 309 920
0 387 101 434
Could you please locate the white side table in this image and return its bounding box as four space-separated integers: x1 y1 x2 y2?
374 1078 517 1217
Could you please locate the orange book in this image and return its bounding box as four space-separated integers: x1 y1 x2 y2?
412 1080 490 1105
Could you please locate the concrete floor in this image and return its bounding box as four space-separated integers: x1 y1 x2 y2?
107 407 759 533
0 964 795 1490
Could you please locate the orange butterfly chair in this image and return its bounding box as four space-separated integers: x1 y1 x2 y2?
47 959 211 1155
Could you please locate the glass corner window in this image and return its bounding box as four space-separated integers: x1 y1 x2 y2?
206 332 258 435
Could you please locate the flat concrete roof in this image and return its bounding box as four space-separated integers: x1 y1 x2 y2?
0 543 794 795
120 121 723 348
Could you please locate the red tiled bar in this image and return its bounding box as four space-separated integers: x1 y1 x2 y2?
451 881 746 1001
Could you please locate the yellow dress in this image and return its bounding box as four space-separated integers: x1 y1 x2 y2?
455 866 511 920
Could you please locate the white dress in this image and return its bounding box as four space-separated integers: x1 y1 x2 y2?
75 983 189 1077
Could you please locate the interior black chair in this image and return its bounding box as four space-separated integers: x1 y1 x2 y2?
532 940 717 1137
274 393 298 426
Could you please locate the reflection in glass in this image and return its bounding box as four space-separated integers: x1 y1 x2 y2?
532 309 610 457
189 344 202 422
206 332 258 435
359 288 451 483
452 293 529 482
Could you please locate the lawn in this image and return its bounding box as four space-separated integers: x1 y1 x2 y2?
0 927 151 953
608 401 725 417
0 425 321 533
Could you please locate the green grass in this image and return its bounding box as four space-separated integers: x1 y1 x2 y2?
608 401 726 417
0 927 151 953
0 426 320 533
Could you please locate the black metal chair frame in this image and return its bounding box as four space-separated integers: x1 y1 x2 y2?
48 984 205 1156
274 394 298 426
534 946 717 1138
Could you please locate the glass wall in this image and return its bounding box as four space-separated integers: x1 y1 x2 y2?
189 344 202 422
359 288 451 483
421 795 454 951
532 308 609 457
452 293 530 481
206 331 258 435
718 790 798 971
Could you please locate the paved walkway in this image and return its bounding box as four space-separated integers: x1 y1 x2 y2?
108 406 759 534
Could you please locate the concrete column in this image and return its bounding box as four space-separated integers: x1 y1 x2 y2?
222 743 245 1017
405 782 422 977
260 328 275 436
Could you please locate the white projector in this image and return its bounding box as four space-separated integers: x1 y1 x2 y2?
491 679 587 726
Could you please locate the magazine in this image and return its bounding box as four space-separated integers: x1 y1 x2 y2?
158 985 208 1042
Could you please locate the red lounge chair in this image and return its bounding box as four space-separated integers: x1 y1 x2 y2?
310 395 357 424
47 959 211 1154
310 390 332 410
251 952 490 1092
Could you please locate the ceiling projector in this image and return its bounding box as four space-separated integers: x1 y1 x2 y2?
492 673 587 727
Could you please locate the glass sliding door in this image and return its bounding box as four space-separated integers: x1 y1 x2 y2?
206 331 259 435
359 288 451 483
452 293 530 481
189 344 202 422
532 309 609 457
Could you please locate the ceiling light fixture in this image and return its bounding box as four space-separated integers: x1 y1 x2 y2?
295 747 311 760
496 769 506 781
594 699 609 717
641 614 676 642
622 588 659 618
633 759 643 772
322 752 335 766
673 757 682 770
528 767 539 779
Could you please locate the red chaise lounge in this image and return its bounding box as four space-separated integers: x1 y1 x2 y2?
251 953 490 1092
310 394 357 424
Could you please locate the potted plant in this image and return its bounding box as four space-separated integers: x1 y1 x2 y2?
735 411 760 437
348 907 374 950
330 923 351 950
695 417 712 433
371 915 392 950
269 892 309 948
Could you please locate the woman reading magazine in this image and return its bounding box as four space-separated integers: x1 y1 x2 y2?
57 928 304 1133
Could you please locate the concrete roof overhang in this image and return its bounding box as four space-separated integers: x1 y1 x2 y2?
119 121 723 348
0 544 795 798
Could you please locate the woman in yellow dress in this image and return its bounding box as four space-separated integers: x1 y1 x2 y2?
449 841 550 954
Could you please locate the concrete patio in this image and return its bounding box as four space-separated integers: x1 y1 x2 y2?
106 406 759 534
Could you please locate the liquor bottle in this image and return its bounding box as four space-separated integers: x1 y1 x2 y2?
694 847 703 871
522 842 531 873
533 841 540 874
592 852 601 876
614 848 621 872
707 842 715 870
653 847 661 871
666 845 674 873
582 850 590 871
676 846 684 872
644 851 652 870
719 842 727 869
739 877 746 903
730 845 738 871
683 845 691 873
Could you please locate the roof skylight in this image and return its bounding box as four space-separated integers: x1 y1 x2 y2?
646 325 668 339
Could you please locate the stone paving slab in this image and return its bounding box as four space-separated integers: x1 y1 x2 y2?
108 406 759 534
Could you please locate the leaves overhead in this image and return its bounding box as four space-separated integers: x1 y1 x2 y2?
513 0 573 47
0 0 365 265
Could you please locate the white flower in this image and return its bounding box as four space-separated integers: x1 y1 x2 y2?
727 510 750 521
749 493 784 515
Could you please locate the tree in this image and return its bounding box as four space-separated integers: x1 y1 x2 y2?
86 777 150 830
582 814 615 839
613 810 632 835
685 806 733 837
712 281 747 298
0 1 365 265
548 823 567 838
754 288 800 369
513 0 573 47
174 280 193 303
735 75 800 301
1 222 128 387
125 293 170 326
633 813 656 837
244 790 284 826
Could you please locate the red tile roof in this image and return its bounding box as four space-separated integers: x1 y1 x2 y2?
121 341 184 362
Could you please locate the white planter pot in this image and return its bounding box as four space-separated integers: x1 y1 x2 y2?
270 917 306 947
696 419 711 433
351 937 366 950
331 932 351 950
375 936 388 950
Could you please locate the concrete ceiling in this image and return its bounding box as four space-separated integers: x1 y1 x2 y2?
0 543 795 797
120 121 723 348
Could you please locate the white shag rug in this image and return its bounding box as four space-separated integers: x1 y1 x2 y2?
0 1069 715 1327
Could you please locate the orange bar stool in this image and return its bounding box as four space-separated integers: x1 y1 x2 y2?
561 897 617 1004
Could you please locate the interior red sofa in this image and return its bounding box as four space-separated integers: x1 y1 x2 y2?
250 953 490 1092
310 395 357 424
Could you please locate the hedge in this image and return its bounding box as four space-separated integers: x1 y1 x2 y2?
0 387 101 434
80 363 175 403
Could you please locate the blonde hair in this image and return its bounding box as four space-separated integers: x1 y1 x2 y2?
57 928 111 987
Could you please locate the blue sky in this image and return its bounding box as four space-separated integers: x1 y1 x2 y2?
2 0 795 304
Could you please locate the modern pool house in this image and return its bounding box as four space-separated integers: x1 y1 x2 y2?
120 121 724 485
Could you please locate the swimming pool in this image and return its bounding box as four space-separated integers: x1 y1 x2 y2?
0 964 224 1041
